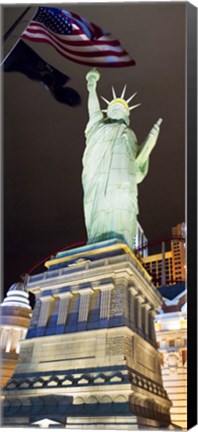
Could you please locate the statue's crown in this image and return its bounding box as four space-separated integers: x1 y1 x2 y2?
109 98 129 111
101 85 141 114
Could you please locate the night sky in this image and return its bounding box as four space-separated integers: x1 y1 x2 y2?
3 2 186 297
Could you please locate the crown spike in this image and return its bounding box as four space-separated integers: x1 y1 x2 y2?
112 86 117 99
101 96 110 105
126 92 137 104
121 84 127 99
129 103 141 111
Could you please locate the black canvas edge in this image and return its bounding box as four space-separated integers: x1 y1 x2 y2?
186 2 197 430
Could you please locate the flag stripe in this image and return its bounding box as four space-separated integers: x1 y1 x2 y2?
23 28 128 57
22 35 134 66
21 7 135 67
23 22 123 48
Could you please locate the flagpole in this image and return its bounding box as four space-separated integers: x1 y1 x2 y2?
1 6 34 66
3 7 31 42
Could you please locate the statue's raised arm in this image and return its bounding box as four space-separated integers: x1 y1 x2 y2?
136 118 162 164
85 69 103 126
135 118 163 184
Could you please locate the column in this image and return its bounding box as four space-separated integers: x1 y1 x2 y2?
139 301 151 337
141 304 146 335
130 291 135 327
27 297 42 338
78 289 92 327
1 328 9 352
148 308 157 344
37 296 52 335
144 303 152 338
5 329 13 353
57 292 72 326
5 328 21 353
10 329 18 353
136 294 145 333
16 329 25 354
100 285 113 319
129 286 138 329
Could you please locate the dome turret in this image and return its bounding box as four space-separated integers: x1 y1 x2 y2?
1 282 31 309
0 281 32 387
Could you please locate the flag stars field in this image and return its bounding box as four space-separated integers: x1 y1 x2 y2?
36 9 72 35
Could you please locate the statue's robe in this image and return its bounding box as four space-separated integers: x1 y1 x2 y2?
82 111 149 250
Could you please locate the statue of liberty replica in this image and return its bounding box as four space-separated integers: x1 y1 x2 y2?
82 69 162 249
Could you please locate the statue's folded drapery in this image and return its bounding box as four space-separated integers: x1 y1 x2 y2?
83 118 139 249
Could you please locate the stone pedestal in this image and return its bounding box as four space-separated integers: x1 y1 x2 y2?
2 240 172 429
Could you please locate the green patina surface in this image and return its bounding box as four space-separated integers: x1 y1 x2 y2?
82 69 162 250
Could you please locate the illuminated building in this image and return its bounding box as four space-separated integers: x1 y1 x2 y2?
0 282 32 388
142 223 186 287
2 240 172 429
171 223 186 284
140 223 187 428
155 283 187 429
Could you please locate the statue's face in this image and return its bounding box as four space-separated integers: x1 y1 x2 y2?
107 102 129 123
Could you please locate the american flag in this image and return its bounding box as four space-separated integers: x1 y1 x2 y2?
21 7 135 67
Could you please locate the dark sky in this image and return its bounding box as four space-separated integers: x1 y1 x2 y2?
3 2 186 296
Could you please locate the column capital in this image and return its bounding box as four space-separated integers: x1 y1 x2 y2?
144 302 153 311
55 291 73 299
113 274 129 285
99 283 114 292
40 295 52 303
78 288 93 296
129 286 139 297
136 294 145 304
